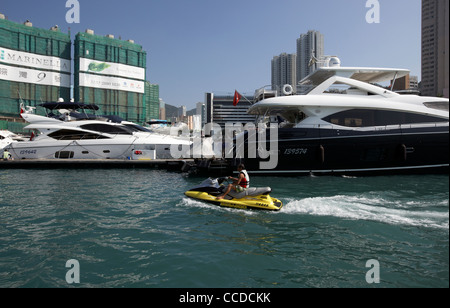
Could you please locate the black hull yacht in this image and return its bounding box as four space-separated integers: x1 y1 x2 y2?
239 126 448 176
234 66 449 176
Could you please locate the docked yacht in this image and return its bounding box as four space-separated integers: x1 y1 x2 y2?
237 66 449 175
7 102 192 160
1 130 27 150
1 131 15 150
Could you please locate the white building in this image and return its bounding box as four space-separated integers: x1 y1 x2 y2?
178 105 186 118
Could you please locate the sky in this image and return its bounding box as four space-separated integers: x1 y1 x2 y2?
1 0 422 109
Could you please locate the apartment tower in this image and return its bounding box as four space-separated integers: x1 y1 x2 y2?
296 30 324 83
271 53 297 93
421 0 449 97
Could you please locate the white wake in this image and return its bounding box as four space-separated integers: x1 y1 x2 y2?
282 195 449 229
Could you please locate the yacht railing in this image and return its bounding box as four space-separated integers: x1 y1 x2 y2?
293 122 449 131
256 120 449 131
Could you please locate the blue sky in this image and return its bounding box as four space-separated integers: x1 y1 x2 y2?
1 0 421 109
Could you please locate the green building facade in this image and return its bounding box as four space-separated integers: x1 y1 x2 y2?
145 82 160 121
1 14 159 132
0 15 71 132
74 30 147 124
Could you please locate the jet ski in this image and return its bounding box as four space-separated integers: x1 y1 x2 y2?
185 177 283 211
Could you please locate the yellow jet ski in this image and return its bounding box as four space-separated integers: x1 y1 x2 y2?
185 178 283 211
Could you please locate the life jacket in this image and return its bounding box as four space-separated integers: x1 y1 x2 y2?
239 170 250 188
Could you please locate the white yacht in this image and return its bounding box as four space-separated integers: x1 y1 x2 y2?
1 130 27 150
7 102 191 160
237 65 449 175
1 131 15 150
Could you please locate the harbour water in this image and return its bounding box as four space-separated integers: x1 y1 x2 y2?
0 169 448 288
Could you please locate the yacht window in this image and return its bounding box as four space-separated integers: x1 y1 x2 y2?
48 129 110 140
55 151 74 159
279 111 306 124
323 109 448 127
123 124 151 132
0 136 4 140
80 124 133 135
423 101 449 112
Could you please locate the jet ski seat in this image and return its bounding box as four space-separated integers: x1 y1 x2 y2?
228 187 272 199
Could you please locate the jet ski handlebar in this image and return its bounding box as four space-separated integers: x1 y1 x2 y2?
217 177 229 185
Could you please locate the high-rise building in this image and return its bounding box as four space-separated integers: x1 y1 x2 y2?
159 98 166 121
271 53 297 93
421 0 449 97
196 102 206 125
0 14 71 132
296 30 324 83
178 105 186 121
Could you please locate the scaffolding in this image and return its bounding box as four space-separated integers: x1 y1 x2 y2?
74 31 147 124
145 82 160 121
1 16 152 132
0 17 71 132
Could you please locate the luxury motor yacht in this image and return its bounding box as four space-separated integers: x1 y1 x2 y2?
1 130 27 150
236 65 449 175
7 102 192 160
1 131 15 150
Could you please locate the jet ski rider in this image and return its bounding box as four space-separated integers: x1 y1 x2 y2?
216 164 250 200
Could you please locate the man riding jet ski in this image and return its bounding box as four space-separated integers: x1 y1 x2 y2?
217 164 250 200
185 166 283 211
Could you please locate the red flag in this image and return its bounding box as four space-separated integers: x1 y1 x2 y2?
233 90 242 106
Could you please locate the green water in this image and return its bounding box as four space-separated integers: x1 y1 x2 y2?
0 169 448 288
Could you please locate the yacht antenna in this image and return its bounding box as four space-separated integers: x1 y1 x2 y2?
308 50 318 67
390 71 398 91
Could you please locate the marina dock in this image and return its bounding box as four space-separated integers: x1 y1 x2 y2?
0 159 234 175
0 159 194 171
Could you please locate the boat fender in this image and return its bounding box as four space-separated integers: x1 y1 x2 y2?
399 144 407 161
282 84 294 96
318 145 325 164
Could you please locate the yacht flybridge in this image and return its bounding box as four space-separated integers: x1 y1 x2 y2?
7 102 191 160
239 65 449 175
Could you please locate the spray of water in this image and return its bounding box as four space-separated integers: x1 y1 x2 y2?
283 195 449 229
